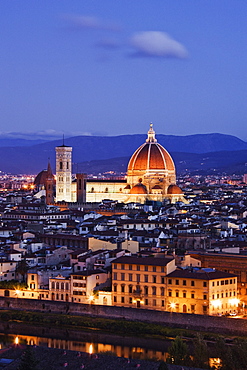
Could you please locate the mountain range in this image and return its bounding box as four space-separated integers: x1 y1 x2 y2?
0 133 247 175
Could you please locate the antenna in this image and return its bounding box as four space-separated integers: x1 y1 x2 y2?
62 134 65 146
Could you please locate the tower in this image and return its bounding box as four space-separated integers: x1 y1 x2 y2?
76 173 87 203
56 144 72 202
45 160 55 205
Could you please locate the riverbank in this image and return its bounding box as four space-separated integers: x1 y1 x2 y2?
0 309 227 342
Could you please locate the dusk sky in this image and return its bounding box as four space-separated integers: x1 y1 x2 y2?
1 1 247 140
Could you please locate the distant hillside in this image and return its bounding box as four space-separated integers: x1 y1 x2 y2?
76 150 247 176
0 132 247 174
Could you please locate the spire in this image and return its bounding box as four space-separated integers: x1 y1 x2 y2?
146 122 157 143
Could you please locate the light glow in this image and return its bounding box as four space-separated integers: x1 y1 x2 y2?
88 344 93 355
15 336 19 345
211 299 221 308
229 298 240 306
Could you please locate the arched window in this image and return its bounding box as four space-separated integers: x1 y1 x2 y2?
60 162 63 170
91 187 94 193
51 282 55 289
56 282 59 290
65 283 69 291
105 188 108 193
61 283 64 290
152 286 156 296
160 287 165 296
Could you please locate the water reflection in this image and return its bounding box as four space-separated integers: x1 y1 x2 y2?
0 334 166 361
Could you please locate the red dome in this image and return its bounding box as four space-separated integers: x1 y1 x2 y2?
128 125 175 173
167 184 183 195
130 183 148 194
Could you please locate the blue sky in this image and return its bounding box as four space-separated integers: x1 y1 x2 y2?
0 1 247 140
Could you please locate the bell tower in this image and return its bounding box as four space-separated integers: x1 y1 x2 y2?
55 143 72 202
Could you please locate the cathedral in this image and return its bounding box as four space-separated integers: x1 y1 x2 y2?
35 124 184 204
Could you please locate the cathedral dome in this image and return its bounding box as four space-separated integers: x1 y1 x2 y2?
127 124 175 173
34 170 48 187
167 184 183 195
129 182 148 194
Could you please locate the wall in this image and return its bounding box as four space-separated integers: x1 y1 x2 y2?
1 297 247 336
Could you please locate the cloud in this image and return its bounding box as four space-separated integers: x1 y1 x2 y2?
62 14 121 32
129 31 188 59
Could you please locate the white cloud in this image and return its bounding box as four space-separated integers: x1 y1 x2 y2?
129 31 188 59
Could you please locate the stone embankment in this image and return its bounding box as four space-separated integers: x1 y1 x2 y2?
0 297 246 336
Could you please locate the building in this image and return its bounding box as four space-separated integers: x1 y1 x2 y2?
111 256 176 310
166 268 238 315
34 124 185 204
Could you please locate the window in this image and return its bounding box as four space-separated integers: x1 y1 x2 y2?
61 283 64 290
129 297 132 304
56 282 59 290
60 161 63 170
183 280 186 286
203 281 207 287
114 285 117 292
161 276 165 284
191 280 195 287
191 305 195 313
153 276 156 284
114 264 117 269
225 280 228 285
162 300 165 307
203 294 207 300
144 275 148 283
161 267 164 273
114 296 117 303
152 286 156 296
121 285 125 293
137 265 140 271
191 293 195 299
31 275 34 280
144 286 148 295
121 297 124 303
168 279 172 285
121 273 125 281
176 291 179 297
168 290 172 297
175 280 179 285
113 273 117 280
129 274 133 281
221 293 224 298
221 281 224 286
121 264 125 270
145 266 148 272
153 299 156 307
212 282 215 286
136 274 140 283
160 287 165 296
129 285 133 294
183 292 186 298
145 299 148 305
153 266 156 272
51 282 55 289
212 294 214 299
129 265 132 270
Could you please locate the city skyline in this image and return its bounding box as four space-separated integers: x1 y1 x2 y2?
0 1 247 140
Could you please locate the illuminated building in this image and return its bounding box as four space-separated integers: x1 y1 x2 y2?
112 256 176 310
166 269 238 315
55 144 73 202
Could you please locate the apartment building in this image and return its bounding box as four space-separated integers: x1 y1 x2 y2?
166 269 237 315
112 256 176 310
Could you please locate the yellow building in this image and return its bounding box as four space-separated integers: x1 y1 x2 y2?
165 269 238 315
112 256 176 310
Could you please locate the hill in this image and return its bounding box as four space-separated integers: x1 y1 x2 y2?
0 132 246 174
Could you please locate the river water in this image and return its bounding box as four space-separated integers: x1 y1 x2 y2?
0 321 221 367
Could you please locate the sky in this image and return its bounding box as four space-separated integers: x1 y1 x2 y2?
0 1 247 140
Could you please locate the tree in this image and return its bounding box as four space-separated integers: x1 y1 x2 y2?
15 259 29 282
18 346 38 370
167 336 190 366
193 334 209 369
